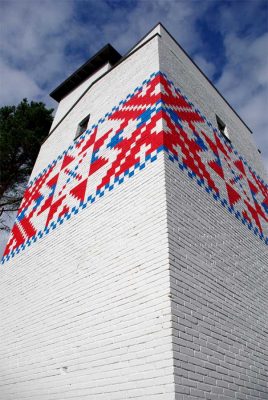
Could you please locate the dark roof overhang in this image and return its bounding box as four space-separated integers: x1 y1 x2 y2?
50 44 122 102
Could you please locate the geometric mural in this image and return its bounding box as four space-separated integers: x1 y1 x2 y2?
2 72 268 263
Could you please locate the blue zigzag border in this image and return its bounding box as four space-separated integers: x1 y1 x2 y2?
2 71 267 264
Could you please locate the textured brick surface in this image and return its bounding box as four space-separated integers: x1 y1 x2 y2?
32 37 160 176
166 155 268 399
0 159 175 400
159 25 268 399
1 24 268 400
2 72 165 262
0 34 176 400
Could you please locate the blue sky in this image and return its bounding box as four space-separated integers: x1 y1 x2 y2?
0 0 268 171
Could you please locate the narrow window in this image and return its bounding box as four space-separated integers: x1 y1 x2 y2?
75 114 90 139
216 115 230 141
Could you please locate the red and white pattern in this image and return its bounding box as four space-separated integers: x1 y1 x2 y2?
2 72 268 263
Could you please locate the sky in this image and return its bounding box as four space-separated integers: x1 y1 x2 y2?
0 0 268 252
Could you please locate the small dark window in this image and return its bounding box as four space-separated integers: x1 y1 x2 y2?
216 115 230 141
75 114 90 139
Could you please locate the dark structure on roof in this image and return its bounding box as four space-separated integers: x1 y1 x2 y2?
50 44 122 102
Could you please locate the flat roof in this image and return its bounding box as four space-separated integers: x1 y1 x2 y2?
50 44 122 102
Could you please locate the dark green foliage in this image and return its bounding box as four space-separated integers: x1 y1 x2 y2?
0 99 53 229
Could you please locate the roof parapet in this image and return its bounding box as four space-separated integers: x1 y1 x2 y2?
50 44 122 102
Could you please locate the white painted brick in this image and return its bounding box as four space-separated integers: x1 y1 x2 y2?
1 23 267 400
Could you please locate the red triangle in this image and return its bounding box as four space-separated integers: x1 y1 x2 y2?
234 159 246 175
70 179 87 202
248 179 258 195
244 200 262 231
160 75 190 109
47 173 59 188
202 130 218 155
4 224 25 256
61 154 75 170
46 195 66 226
38 195 53 215
89 156 107 176
79 128 97 155
215 134 230 158
226 183 241 206
109 75 162 123
208 159 224 179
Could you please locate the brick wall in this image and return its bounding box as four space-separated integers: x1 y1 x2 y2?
0 34 176 399
0 159 175 400
31 36 160 177
159 26 266 180
166 156 268 399
159 26 268 399
1 24 267 400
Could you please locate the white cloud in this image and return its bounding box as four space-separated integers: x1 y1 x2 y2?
0 0 81 105
0 60 42 105
193 55 216 79
216 32 268 172
97 0 210 54
0 0 211 105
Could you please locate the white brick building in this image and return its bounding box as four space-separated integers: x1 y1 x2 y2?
1 23 268 399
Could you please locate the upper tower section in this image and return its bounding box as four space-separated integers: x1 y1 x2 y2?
157 23 265 178
50 44 121 103
3 23 268 263
34 23 266 180
40 22 266 179
49 44 121 133
31 24 162 177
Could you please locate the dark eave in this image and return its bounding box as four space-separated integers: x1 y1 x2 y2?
50 44 122 102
